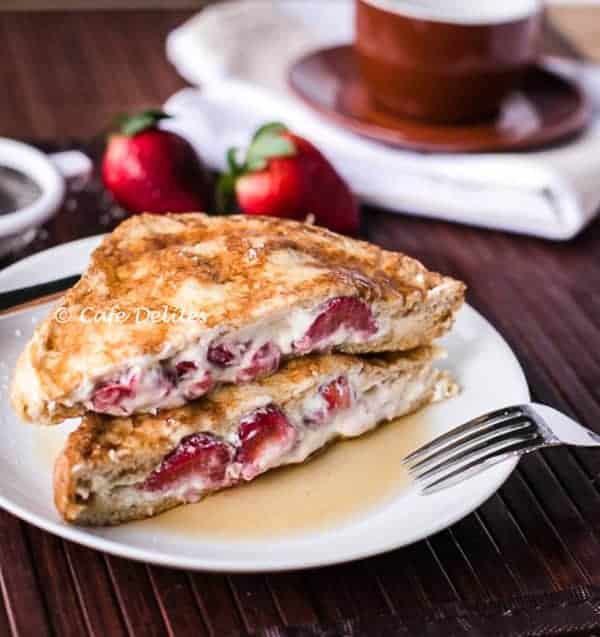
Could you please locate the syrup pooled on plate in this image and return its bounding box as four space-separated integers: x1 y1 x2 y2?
137 411 430 539
31 408 430 538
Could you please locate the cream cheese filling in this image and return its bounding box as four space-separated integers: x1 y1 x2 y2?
86 366 441 511
66 300 384 417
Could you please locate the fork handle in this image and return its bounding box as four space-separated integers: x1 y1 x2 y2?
531 403 600 447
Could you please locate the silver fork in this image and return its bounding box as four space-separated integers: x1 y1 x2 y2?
402 403 600 494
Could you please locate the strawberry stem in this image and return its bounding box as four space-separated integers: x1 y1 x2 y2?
226 147 242 175
216 172 238 214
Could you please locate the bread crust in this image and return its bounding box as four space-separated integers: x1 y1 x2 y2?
13 213 465 423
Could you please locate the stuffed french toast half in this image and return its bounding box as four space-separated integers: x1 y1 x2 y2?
55 347 457 525
12 213 464 424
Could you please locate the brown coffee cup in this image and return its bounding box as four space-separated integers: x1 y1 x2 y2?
355 0 542 124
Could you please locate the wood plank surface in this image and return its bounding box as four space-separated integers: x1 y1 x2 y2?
0 7 600 636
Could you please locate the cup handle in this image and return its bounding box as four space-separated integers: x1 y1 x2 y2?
49 150 93 183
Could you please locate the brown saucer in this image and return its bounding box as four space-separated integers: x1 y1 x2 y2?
288 45 591 153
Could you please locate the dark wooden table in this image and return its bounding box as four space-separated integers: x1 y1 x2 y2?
2 9 600 637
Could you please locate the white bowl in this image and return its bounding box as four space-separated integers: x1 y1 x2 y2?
0 138 91 258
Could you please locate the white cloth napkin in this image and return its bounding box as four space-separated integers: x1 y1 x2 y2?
164 0 600 240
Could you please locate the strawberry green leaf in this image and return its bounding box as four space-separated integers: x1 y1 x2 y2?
216 172 238 214
226 147 243 175
244 125 295 172
217 146 248 213
119 109 170 136
217 123 294 214
251 122 288 142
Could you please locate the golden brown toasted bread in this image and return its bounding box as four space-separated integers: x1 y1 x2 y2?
13 213 464 424
54 347 457 525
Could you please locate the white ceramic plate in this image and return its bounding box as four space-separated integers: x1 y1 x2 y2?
0 236 528 572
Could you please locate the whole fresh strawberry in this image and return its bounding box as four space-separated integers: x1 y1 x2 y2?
102 109 210 214
218 122 360 235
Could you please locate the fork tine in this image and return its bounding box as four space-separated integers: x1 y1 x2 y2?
418 436 544 493
402 405 526 465
406 416 533 473
410 427 540 482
